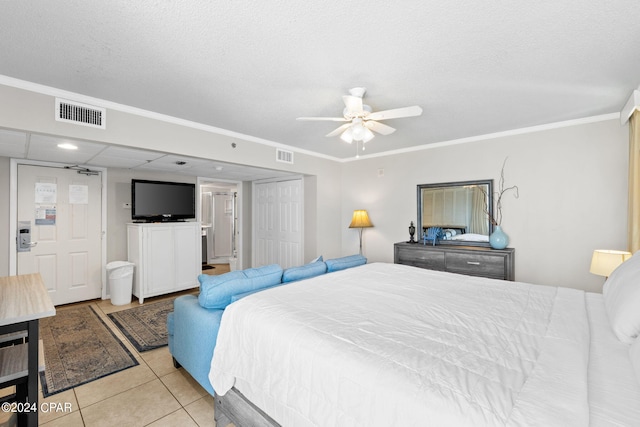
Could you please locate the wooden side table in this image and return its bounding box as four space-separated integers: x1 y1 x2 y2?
0 273 55 427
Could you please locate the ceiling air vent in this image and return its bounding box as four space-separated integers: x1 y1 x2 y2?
276 148 294 164
55 98 106 129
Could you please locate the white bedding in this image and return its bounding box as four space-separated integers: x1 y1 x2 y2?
209 263 600 426
586 293 640 426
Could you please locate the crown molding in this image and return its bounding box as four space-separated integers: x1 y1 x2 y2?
0 75 341 162
0 74 627 164
342 112 621 162
621 89 640 124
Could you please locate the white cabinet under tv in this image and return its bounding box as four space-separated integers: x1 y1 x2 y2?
127 222 201 303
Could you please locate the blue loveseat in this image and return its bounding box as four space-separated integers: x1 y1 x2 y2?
166 254 367 395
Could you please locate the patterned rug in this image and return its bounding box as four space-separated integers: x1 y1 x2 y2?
107 298 174 352
40 305 139 397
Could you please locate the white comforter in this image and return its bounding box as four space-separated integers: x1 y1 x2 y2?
210 263 591 426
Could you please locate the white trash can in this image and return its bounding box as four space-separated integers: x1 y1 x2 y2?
106 261 135 306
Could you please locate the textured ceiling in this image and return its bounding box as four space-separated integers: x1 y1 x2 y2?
1 1 639 160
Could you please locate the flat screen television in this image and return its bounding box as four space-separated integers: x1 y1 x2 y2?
131 179 196 222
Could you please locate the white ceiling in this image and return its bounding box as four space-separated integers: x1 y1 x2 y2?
0 1 639 162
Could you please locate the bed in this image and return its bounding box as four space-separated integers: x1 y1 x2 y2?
209 260 640 426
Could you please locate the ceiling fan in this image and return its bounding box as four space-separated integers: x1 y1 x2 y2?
296 87 423 147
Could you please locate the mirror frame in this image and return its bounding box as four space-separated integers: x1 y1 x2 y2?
416 179 494 247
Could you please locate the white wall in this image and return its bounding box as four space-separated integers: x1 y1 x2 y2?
0 83 631 293
341 118 629 292
0 84 344 269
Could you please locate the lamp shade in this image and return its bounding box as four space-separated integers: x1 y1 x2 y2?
589 249 632 277
349 210 373 228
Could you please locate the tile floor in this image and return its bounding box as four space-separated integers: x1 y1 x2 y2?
2 265 233 427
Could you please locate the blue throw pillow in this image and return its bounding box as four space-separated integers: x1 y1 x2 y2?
325 254 367 272
198 264 283 309
282 261 327 283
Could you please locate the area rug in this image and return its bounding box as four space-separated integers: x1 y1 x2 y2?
107 298 174 352
39 305 139 397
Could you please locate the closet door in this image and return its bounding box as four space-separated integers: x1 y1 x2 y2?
254 179 302 269
277 179 302 269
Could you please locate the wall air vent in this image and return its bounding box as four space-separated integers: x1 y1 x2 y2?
55 98 106 129
276 148 294 164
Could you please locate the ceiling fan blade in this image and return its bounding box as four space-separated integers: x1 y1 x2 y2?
297 117 348 122
326 123 352 137
366 106 423 121
343 95 363 115
365 120 396 135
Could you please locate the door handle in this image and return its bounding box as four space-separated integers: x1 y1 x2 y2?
17 222 36 252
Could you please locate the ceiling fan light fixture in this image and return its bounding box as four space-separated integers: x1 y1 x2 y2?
351 119 366 140
298 87 422 152
362 128 375 143
340 127 354 143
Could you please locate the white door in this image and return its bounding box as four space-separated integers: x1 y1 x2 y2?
277 180 302 269
17 164 102 305
255 182 277 266
254 179 302 269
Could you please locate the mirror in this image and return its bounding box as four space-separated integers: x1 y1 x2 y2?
417 179 493 246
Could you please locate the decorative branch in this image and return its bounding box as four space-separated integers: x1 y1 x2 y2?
482 157 519 226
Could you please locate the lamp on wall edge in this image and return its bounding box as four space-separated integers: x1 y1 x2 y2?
349 210 373 255
589 249 631 278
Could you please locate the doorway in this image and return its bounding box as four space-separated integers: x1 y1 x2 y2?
199 181 239 271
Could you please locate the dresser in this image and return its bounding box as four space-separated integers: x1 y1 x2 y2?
127 222 201 303
394 242 515 281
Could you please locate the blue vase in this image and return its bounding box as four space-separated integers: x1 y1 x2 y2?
489 226 509 249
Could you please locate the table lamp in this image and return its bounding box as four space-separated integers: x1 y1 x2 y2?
349 210 373 255
589 249 632 278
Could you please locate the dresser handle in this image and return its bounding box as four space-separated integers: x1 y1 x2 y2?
467 261 480 265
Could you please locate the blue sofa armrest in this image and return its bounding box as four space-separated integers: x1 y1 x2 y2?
167 294 223 395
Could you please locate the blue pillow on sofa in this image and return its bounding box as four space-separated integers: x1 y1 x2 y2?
198 264 283 309
325 254 367 272
282 260 327 283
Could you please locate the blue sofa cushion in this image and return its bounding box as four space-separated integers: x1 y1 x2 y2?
282 260 327 283
325 254 367 272
198 264 283 309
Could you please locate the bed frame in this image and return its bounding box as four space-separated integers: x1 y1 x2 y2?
214 387 280 427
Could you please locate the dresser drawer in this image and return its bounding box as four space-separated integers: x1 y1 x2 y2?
445 252 506 279
396 247 445 270
394 242 514 281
